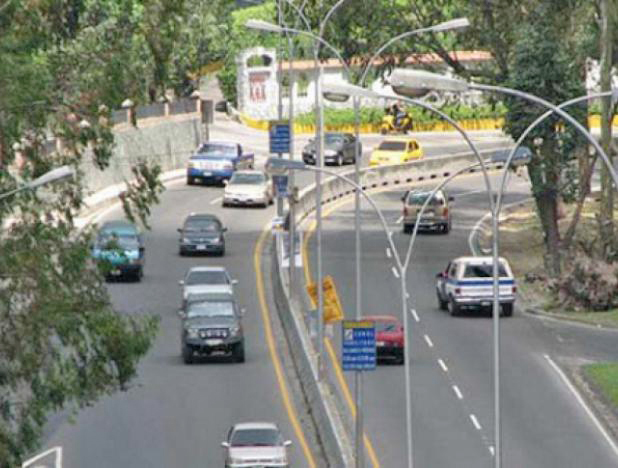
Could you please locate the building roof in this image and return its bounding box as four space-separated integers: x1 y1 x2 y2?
282 50 492 72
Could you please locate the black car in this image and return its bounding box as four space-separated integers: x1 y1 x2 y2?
302 132 361 166
179 292 245 364
92 220 145 281
178 213 226 256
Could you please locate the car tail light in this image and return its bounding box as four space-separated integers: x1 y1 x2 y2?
454 287 461 295
512 286 517 294
443 207 449 217
403 207 408 216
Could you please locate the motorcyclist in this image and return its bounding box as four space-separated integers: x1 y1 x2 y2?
392 103 407 127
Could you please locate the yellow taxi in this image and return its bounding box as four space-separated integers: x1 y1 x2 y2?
369 138 424 167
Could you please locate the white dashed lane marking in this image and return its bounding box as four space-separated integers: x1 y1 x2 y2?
391 266 400 278
210 196 223 205
423 334 434 348
410 309 419 322
452 385 463 400
438 359 448 372
470 414 482 431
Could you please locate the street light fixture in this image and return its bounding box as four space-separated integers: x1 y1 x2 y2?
0 165 75 201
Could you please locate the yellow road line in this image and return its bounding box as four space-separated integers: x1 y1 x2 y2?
301 201 382 468
254 225 317 468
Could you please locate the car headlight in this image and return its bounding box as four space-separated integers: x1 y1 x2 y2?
182 237 190 243
188 162 195 168
229 325 241 336
186 328 199 339
129 257 141 264
324 149 337 156
211 237 223 244
221 161 234 169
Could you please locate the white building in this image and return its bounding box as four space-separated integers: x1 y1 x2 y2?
236 47 493 120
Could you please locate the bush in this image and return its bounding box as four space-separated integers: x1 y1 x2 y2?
550 251 618 311
294 102 509 127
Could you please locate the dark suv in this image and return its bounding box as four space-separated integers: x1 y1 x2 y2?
179 292 245 364
178 213 226 256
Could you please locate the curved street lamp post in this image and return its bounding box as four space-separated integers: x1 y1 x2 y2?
390 68 618 468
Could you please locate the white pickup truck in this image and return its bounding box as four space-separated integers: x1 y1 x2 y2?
435 256 516 317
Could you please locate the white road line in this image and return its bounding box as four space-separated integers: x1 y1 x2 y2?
410 309 419 322
489 446 495 456
556 334 564 343
544 354 618 459
386 247 392 258
438 359 448 372
395 215 403 224
423 334 434 348
468 211 492 256
470 414 482 430
391 266 400 278
210 196 223 205
452 385 463 400
457 188 489 198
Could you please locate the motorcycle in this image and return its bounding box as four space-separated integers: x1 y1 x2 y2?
380 111 414 134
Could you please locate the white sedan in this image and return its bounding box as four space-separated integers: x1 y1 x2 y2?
222 422 292 467
222 170 274 208
178 266 237 308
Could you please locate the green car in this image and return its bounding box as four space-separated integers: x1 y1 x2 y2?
92 220 145 281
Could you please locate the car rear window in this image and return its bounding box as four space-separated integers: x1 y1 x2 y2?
184 219 220 232
463 263 508 278
197 143 237 157
406 192 444 206
186 271 228 285
230 173 265 184
374 321 399 332
231 428 281 447
378 141 407 151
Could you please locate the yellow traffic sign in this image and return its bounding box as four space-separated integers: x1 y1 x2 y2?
306 275 344 323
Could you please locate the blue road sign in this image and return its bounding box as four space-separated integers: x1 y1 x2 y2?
342 320 376 371
272 174 289 198
269 121 291 154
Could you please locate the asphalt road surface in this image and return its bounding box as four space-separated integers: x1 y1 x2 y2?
303 170 618 467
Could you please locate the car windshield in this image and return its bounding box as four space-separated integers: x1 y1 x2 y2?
186 301 235 318
230 173 265 185
230 428 281 447
186 271 228 285
325 134 343 144
98 233 139 249
184 219 220 232
196 143 236 157
378 141 407 151
374 321 399 332
463 263 508 278
406 192 444 206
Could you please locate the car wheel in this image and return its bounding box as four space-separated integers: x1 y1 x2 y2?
337 153 344 166
134 268 143 282
502 303 513 317
380 127 387 135
442 223 450 234
403 224 413 234
182 347 193 364
219 247 226 257
437 292 448 311
233 342 245 363
448 298 460 317
396 354 405 365
186 176 194 185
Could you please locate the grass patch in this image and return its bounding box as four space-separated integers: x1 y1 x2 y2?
583 363 618 410
497 200 618 328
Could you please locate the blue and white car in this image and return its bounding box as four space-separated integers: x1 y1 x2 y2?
92 220 145 281
186 141 254 186
435 256 516 317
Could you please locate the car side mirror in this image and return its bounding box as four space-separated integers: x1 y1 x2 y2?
178 280 185 286
448 196 455 202
177 228 182 233
283 440 292 447
222 227 228 232
436 272 444 279
221 441 230 448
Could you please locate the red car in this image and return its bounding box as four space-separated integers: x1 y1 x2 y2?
366 315 404 365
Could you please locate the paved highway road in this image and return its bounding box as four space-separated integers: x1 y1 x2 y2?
41 116 515 467
303 170 618 467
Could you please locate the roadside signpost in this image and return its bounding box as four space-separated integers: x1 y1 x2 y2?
342 320 376 371
269 120 291 154
306 275 344 323
272 174 289 198
278 231 302 268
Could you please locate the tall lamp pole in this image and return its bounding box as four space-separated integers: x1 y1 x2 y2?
389 68 618 468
